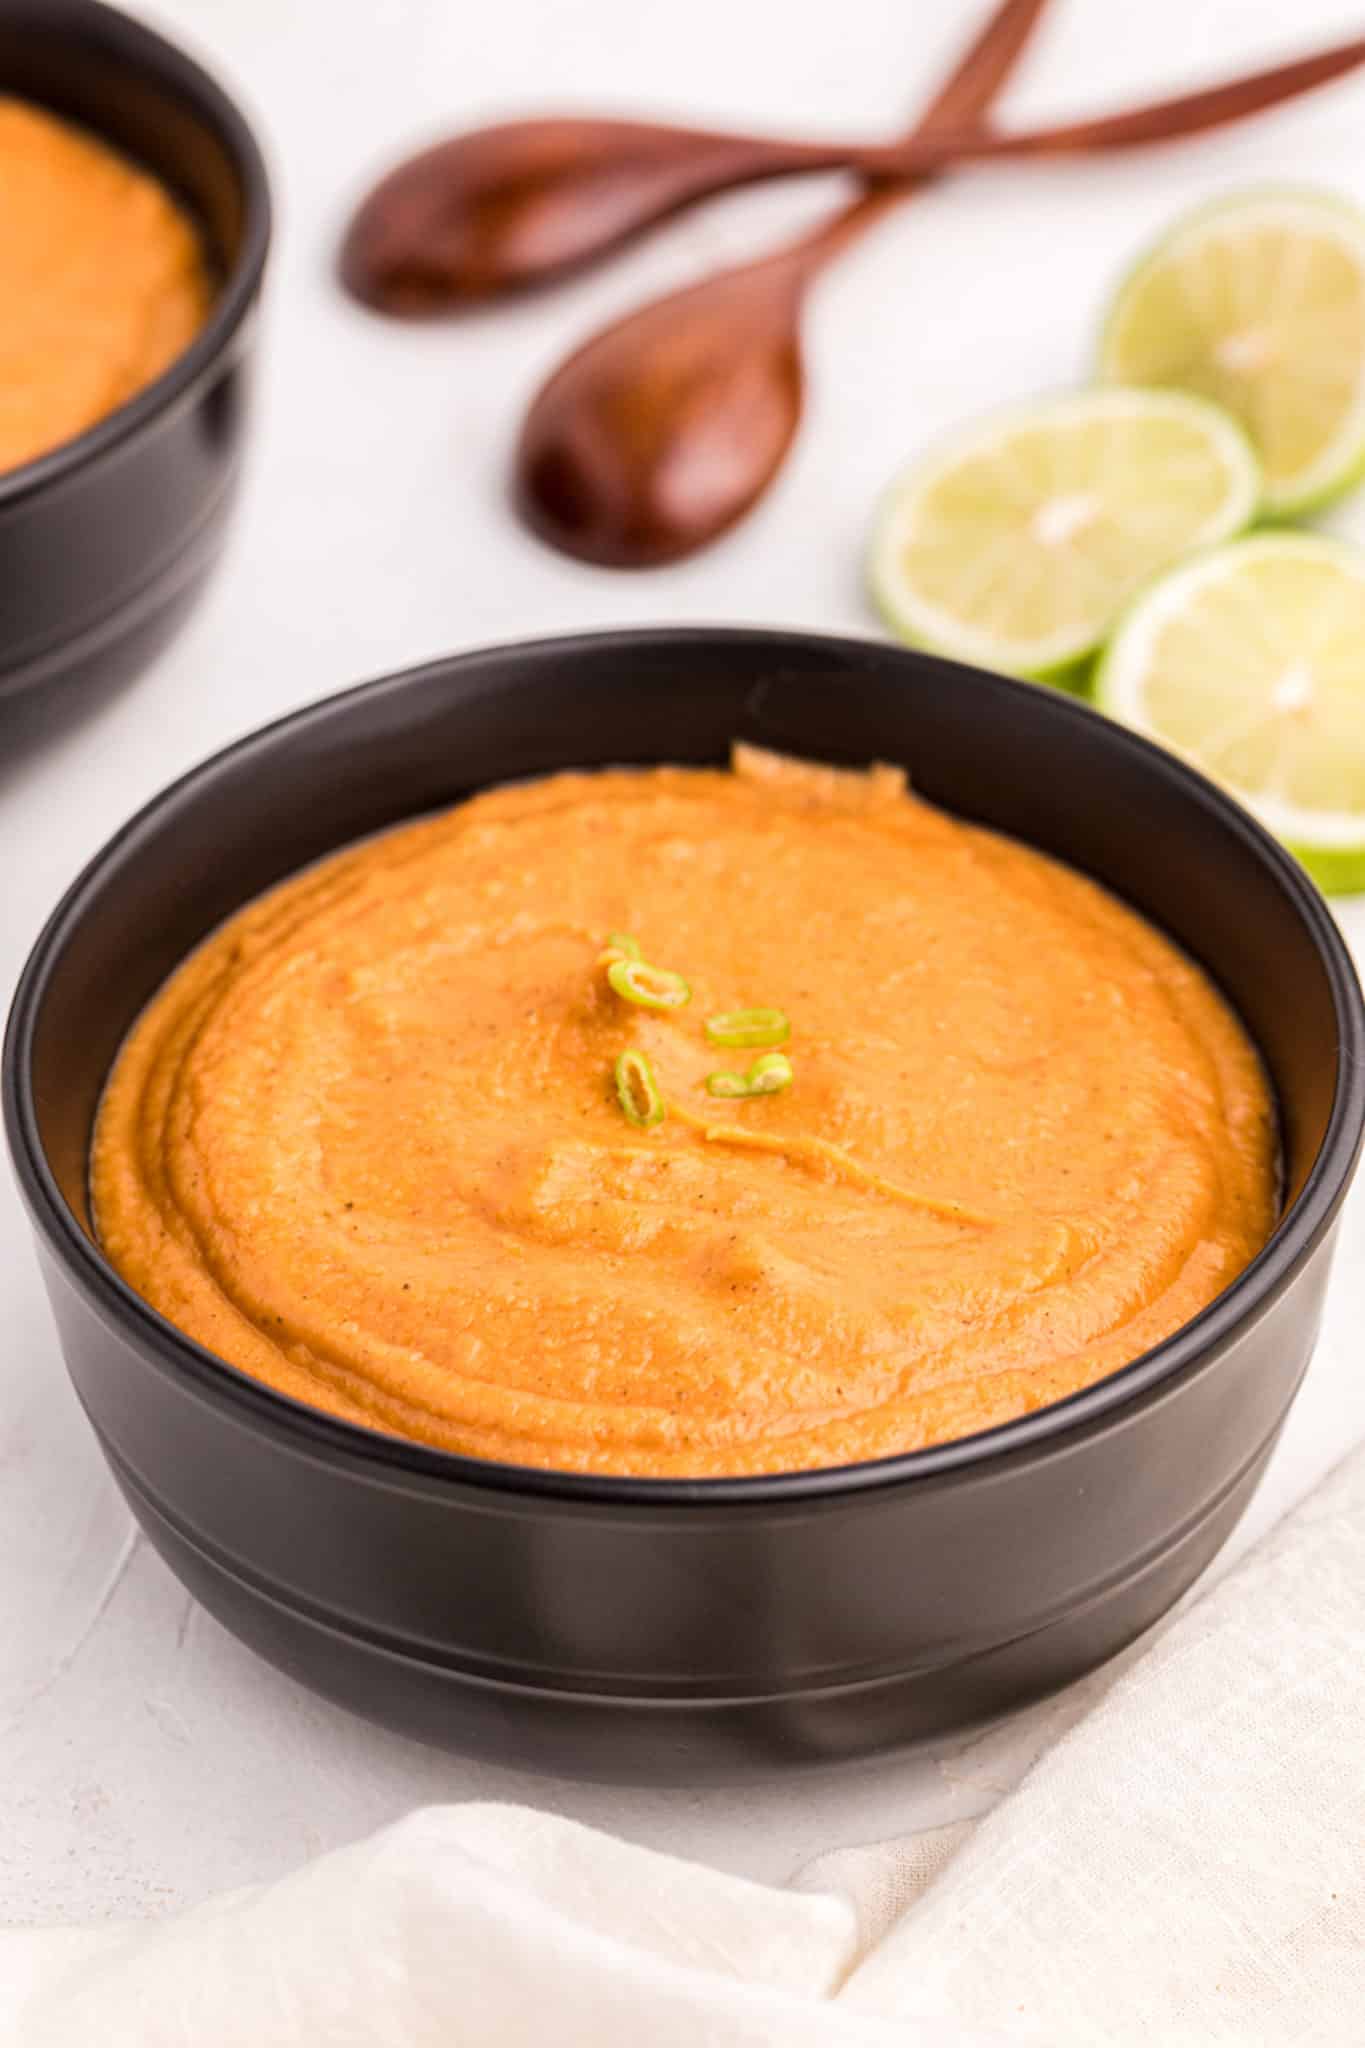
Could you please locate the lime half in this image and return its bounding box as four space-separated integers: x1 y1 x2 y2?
1097 533 1365 893
1098 189 1365 518
868 389 1259 681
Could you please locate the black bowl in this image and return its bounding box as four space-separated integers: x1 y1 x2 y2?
6 630 1363 1782
0 0 271 704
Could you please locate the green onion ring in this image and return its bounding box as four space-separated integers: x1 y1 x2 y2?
615 1049 666 1128
706 1051 794 1100
604 932 643 962
607 958 691 1010
705 1007 790 1049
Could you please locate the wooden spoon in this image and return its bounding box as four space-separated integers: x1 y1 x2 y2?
343 33 1365 313
514 28 1365 568
511 0 1050 568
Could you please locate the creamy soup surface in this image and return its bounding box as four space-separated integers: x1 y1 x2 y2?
92 749 1278 1477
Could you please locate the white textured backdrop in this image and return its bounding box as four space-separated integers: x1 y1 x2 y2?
1 0 1363 1924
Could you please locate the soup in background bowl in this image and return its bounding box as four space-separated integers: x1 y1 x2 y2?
0 94 212 475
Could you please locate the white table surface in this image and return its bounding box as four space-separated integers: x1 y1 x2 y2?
3 0 1365 1927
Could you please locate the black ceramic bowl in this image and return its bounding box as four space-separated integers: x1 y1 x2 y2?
6 630 1364 1782
0 0 270 703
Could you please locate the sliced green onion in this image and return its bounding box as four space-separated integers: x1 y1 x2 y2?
705 1007 790 1049
706 1052 794 1100
705 1071 750 1100
615 1048 665 1129
607 958 691 1011
604 931 643 962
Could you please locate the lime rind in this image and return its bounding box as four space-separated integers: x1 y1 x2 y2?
1281 841 1365 894
868 388 1261 681
1096 187 1365 519
1095 532 1365 894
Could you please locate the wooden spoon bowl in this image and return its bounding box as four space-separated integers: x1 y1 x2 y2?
515 219 860 568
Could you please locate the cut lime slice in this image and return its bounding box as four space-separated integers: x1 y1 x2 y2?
1096 533 1365 893
1098 189 1365 517
868 390 1259 682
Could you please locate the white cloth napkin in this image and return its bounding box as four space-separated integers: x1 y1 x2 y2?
3 1435 1362 2046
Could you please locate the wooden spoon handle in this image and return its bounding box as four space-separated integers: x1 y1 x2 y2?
856 33 1365 175
781 0 1052 274
915 0 1054 129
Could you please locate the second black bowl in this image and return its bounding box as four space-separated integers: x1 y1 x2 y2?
0 0 271 704
6 630 1363 1781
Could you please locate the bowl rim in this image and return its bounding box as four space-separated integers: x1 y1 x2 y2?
0 0 272 510
7 626 1364 1507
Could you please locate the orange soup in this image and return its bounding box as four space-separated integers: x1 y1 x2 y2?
92 749 1278 1477
0 96 211 474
